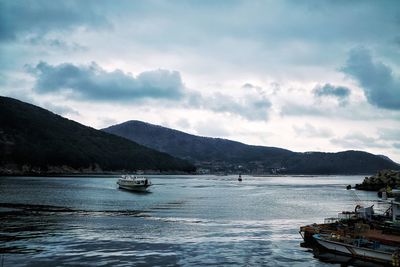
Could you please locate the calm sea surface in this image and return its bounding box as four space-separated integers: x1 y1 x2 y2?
0 175 382 266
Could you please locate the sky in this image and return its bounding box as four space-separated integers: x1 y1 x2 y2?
1 0 400 162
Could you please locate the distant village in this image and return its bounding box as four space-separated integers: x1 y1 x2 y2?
194 160 286 175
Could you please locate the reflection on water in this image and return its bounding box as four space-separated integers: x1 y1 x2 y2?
315 252 391 267
0 175 377 266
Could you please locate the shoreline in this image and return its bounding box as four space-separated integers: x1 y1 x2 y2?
0 173 371 178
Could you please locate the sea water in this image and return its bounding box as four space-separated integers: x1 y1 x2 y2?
0 175 382 266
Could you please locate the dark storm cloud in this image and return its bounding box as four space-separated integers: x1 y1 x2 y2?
341 47 400 110
0 0 108 41
313 83 351 105
27 62 185 101
26 61 271 121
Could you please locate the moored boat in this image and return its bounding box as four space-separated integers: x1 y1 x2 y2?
313 233 399 264
300 200 400 266
117 175 152 192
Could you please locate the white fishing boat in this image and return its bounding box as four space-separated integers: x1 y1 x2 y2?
313 234 399 264
117 175 152 192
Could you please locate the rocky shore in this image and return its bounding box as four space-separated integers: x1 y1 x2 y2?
355 169 400 191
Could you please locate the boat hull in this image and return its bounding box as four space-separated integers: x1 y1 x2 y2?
118 184 150 192
117 179 151 192
314 235 394 264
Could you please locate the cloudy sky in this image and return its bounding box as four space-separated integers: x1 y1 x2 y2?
1 0 400 161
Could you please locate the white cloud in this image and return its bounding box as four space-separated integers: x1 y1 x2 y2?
193 120 230 138
1 0 400 163
293 123 333 138
331 132 389 149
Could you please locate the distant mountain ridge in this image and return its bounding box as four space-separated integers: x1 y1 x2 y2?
103 120 399 175
0 97 195 175
104 121 292 162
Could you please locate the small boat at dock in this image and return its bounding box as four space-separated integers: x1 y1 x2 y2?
300 199 400 266
117 175 152 192
313 233 399 264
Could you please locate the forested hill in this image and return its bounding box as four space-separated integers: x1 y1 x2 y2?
0 97 195 175
103 120 399 175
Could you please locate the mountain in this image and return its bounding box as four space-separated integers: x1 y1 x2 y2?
0 97 195 175
103 120 399 175
104 121 292 162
